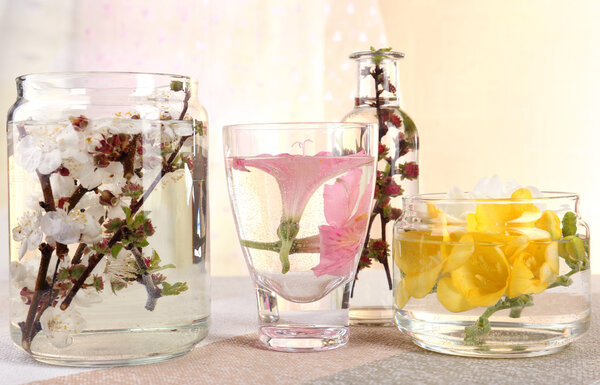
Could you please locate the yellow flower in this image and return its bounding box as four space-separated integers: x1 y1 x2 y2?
438 241 510 309
394 231 444 306
466 188 542 236
535 210 562 241
507 240 559 297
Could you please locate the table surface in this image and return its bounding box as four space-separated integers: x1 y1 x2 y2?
1 276 599 385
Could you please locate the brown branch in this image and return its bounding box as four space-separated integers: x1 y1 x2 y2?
66 185 89 212
21 243 54 352
380 216 392 290
131 247 162 311
177 89 191 120
38 173 56 212
60 228 123 310
122 134 141 180
70 243 87 265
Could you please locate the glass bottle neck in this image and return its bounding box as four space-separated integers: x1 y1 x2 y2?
354 57 400 108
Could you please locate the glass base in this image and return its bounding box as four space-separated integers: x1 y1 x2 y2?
11 317 209 367
258 325 349 352
396 313 590 358
349 306 394 326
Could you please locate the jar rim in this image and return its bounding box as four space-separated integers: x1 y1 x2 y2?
16 71 193 89
403 191 580 204
223 122 375 132
349 50 405 60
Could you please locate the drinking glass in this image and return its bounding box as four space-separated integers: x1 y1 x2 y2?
223 122 376 351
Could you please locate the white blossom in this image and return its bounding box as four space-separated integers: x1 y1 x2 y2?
104 249 137 286
50 173 78 199
40 209 81 245
12 211 43 259
40 307 86 348
15 135 62 175
70 160 125 190
57 126 88 163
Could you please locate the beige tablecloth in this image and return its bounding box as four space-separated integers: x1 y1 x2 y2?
1 276 599 385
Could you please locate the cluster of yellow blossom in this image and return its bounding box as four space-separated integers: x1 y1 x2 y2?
394 188 564 312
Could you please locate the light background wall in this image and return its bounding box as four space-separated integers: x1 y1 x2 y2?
0 0 598 278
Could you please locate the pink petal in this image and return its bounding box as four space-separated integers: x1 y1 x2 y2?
323 168 362 227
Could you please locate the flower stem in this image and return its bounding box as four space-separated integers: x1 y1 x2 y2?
279 239 293 274
131 247 162 311
240 239 281 252
21 243 54 352
464 295 533 345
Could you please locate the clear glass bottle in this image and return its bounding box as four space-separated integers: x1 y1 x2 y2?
342 50 419 325
393 192 590 357
7 72 209 366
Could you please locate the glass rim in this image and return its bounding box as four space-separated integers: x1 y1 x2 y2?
349 50 405 60
403 191 580 204
16 71 193 84
223 122 375 131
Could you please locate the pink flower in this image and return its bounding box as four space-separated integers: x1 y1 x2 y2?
232 152 372 222
233 151 373 273
312 168 374 277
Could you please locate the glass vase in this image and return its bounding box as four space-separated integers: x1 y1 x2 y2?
393 191 591 357
342 50 419 325
7 72 210 366
223 122 377 351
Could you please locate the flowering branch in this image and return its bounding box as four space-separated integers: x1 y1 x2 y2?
60 87 192 312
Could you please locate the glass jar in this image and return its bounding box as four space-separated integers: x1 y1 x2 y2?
342 50 419 325
7 72 209 366
393 192 590 357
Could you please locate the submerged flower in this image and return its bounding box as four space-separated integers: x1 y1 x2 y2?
41 209 82 245
233 151 373 273
312 168 373 277
507 240 559 297
232 152 372 222
15 135 62 175
438 240 510 311
12 211 43 259
40 307 87 348
40 208 102 245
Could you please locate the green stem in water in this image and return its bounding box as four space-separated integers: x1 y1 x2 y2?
464 294 533 345
279 238 293 274
239 239 281 252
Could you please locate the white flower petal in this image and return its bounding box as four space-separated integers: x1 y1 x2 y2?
37 149 62 174
15 136 42 172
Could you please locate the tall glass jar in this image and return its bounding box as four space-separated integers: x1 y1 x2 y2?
393 192 591 357
342 50 419 325
7 72 209 366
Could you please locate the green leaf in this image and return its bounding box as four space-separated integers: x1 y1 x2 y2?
161 281 189 296
57 269 69 281
135 239 150 248
111 244 123 258
110 279 127 294
150 250 161 268
170 80 184 92
70 265 86 280
194 121 204 136
92 275 104 292
562 211 577 237
398 109 417 139
147 263 176 274
104 218 123 233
